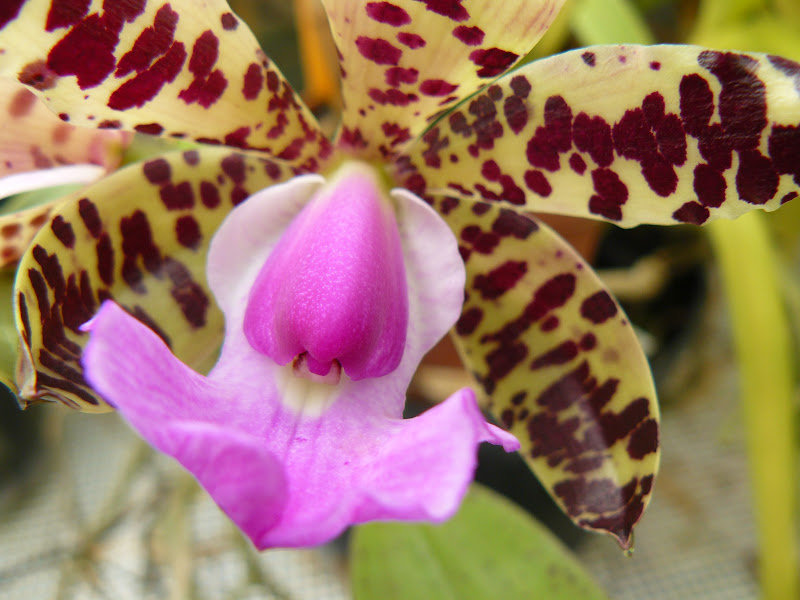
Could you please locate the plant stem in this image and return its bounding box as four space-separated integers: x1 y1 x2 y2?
707 212 798 600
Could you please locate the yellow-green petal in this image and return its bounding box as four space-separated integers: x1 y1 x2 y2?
437 196 659 548
399 45 800 227
322 0 566 159
14 147 291 412
0 0 327 165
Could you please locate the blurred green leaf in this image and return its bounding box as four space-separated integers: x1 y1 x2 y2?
351 485 609 600
708 214 799 600
689 14 800 57
693 0 769 34
0 267 17 394
570 0 654 45
0 184 81 217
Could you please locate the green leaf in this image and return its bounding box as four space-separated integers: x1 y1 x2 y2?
570 0 654 46
351 485 609 600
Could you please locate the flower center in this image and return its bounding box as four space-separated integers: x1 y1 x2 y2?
292 352 342 384
243 162 409 383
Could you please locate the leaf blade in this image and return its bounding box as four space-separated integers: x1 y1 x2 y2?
351 484 610 600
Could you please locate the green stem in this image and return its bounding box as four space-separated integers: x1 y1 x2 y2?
707 212 798 600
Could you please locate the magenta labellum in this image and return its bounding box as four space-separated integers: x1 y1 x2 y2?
244 165 409 381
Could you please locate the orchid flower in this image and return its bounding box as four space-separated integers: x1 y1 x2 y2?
2 0 799 550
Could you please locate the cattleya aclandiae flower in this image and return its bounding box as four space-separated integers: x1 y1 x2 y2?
2 0 800 549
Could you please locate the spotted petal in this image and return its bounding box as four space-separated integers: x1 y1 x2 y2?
0 0 327 164
323 0 566 158
0 80 127 267
399 45 800 227
438 196 659 548
14 147 291 410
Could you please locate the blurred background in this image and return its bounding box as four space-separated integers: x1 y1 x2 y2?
1 0 799 598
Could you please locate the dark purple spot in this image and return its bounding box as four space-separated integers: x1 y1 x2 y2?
160 181 194 210
581 52 596 67
592 168 627 205
469 48 518 78
456 306 483 335
220 12 237 30
613 108 677 197
541 315 559 331
46 0 91 31
492 209 538 238
135 122 164 135
524 169 551 197
143 158 171 184
366 2 411 26
474 261 527 299
115 5 178 78
472 202 491 215
356 36 402 65
526 273 576 321
231 186 248 205
673 201 709 224
736 150 778 204
531 341 579 370
51 216 75 248
385 66 418 86
200 181 220 208
162 257 208 327
693 163 726 207
242 63 263 100
176 215 201 249
95 233 114 285
47 13 119 89
628 418 659 459
768 124 800 184
580 333 597 351
221 154 246 183
510 75 531 99
452 25 484 46
569 153 586 175
108 42 187 110
526 95 573 171
699 51 767 150
177 30 228 108
503 95 528 134
420 79 458 96
1 0 25 29
580 291 618 324
679 73 714 138
414 0 469 21
78 198 102 238
224 126 251 149
396 32 425 48
182 150 200 165
572 112 613 168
